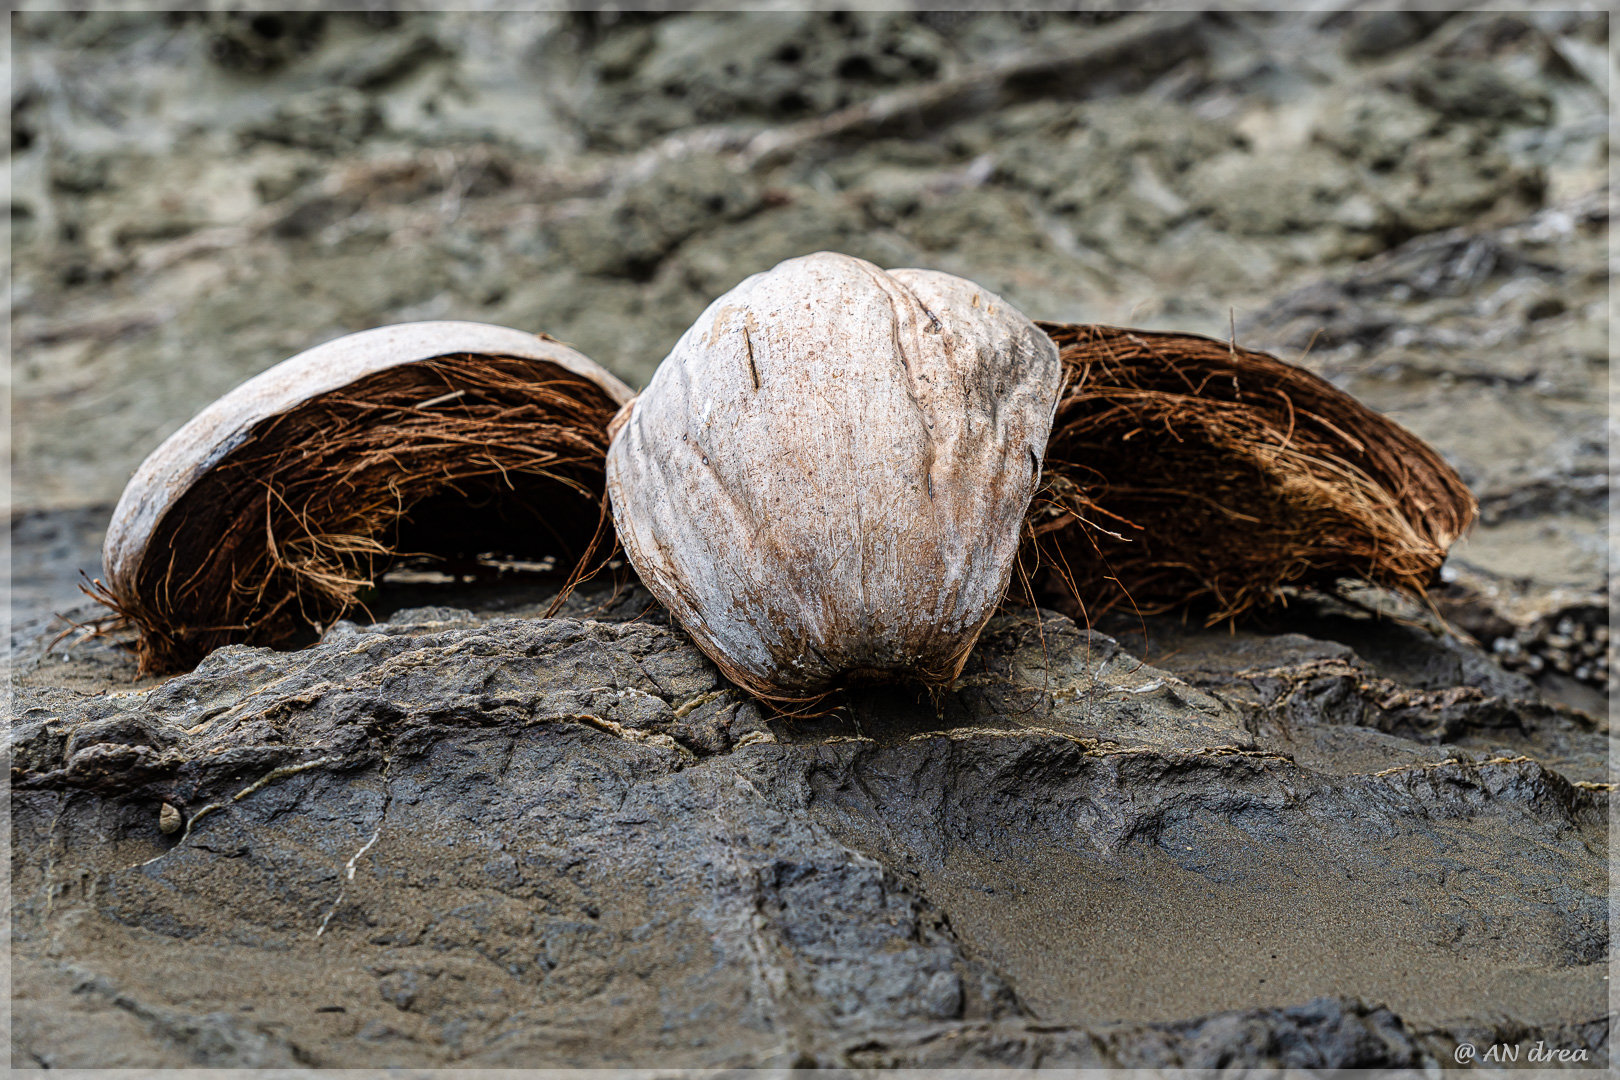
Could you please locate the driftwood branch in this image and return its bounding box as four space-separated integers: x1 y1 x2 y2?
613 11 1210 185
739 12 1210 171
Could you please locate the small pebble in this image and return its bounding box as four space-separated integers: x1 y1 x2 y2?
159 803 183 834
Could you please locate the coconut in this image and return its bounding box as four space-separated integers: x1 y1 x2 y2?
605 252 1061 701
96 321 633 673
1026 322 1477 621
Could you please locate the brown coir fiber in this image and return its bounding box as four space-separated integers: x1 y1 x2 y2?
95 355 621 673
1024 323 1477 622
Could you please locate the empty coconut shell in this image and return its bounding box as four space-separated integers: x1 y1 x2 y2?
97 321 633 673
606 252 1061 701
1027 322 1478 621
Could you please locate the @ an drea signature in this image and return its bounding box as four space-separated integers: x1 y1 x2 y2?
1453 1040 1590 1065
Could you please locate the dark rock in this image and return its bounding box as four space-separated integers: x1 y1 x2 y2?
8 597 1607 1067
205 10 327 74
320 32 451 91
564 11 961 150
1343 11 1449 61
240 88 385 154
49 150 113 195
550 157 764 279
846 996 1422 1068
1408 60 1555 128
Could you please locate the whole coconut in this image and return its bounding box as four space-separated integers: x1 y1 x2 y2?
606 252 1061 700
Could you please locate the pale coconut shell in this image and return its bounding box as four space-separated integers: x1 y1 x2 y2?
605 252 1061 701
99 321 633 673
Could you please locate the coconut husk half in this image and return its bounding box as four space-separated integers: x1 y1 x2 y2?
96 322 633 674
1025 322 1477 622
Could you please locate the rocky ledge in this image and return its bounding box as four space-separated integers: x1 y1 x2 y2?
8 583 1608 1069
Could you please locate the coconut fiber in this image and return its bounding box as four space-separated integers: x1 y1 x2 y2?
1024 323 1478 623
93 355 621 673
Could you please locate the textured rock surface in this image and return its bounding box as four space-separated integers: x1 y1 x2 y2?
9 583 1608 1068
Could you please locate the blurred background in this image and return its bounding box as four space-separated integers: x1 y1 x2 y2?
8 4 1610 706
